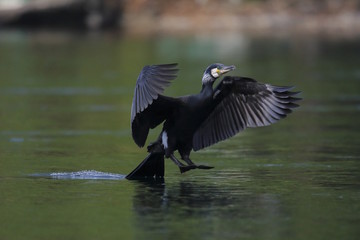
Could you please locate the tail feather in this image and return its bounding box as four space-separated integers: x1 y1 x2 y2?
126 152 164 180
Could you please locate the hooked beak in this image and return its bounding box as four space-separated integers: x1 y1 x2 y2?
219 65 236 74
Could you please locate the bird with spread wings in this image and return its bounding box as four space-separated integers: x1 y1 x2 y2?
126 63 300 179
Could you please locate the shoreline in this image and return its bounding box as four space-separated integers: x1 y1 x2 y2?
121 12 360 38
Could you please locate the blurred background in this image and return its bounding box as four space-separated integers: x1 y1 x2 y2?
1 1 360 240
1 0 360 34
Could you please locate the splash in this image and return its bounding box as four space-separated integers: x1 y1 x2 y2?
31 170 126 180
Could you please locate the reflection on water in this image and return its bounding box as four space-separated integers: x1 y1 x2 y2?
133 179 242 215
0 29 359 240
132 178 288 240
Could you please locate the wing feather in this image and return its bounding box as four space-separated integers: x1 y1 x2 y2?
131 63 178 123
193 76 301 151
131 63 179 147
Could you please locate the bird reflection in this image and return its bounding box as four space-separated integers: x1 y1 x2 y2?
131 178 285 239
132 178 246 217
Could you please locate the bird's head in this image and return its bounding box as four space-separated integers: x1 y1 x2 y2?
202 63 236 85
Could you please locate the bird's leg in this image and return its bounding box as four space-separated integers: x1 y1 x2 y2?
169 154 185 166
182 155 214 170
182 155 195 166
169 154 196 174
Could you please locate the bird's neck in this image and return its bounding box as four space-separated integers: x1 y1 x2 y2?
201 82 214 96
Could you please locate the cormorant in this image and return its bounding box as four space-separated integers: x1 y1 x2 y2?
126 63 300 179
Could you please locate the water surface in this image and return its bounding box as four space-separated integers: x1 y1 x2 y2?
0 30 359 240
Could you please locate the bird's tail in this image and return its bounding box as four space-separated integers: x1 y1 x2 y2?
126 151 164 180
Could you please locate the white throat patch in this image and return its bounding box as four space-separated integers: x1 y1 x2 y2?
211 68 219 78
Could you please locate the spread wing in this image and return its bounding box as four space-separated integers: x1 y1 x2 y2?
193 76 301 151
131 63 180 147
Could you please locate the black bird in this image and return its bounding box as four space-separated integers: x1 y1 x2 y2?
126 63 300 179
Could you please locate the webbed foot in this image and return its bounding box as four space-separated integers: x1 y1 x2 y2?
179 164 214 173
197 165 214 170
179 165 197 174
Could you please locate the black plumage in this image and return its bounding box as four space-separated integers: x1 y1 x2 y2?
126 63 300 178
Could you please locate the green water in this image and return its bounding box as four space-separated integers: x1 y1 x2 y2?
0 30 359 240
